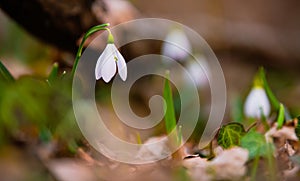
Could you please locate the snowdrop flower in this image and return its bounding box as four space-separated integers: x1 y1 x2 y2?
162 28 191 62
95 32 127 83
244 85 270 118
185 54 210 87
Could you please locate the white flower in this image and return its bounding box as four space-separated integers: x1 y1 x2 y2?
95 43 127 82
162 28 191 61
244 87 270 118
185 54 210 87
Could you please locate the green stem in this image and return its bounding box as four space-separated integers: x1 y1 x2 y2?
259 67 280 110
106 29 114 44
260 107 270 130
250 154 260 181
267 144 276 181
71 23 110 77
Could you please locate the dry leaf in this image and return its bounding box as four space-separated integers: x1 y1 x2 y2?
210 147 249 180
46 159 98 181
265 124 298 143
183 147 248 181
135 136 171 161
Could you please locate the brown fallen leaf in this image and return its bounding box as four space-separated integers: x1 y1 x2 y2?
46 159 98 181
135 135 172 162
265 123 298 144
183 147 249 181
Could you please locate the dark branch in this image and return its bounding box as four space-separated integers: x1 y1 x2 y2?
0 0 105 52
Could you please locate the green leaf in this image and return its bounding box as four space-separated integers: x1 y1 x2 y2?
259 67 280 110
47 62 59 85
0 61 15 82
241 131 269 159
276 103 285 129
217 122 246 149
295 116 300 139
163 71 177 134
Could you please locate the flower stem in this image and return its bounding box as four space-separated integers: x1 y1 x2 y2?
266 144 276 181
106 29 114 44
71 23 110 77
259 67 280 110
250 153 260 181
260 107 270 130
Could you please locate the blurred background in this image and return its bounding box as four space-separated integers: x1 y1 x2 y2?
1 0 300 105
0 0 300 180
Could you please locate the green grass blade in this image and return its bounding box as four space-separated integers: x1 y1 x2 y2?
0 61 15 82
259 67 280 110
47 62 59 85
163 71 177 134
295 116 300 139
276 103 285 129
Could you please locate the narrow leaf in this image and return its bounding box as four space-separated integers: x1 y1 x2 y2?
47 62 59 84
163 71 177 134
259 67 280 110
217 122 246 149
295 116 300 139
0 61 15 82
276 103 285 129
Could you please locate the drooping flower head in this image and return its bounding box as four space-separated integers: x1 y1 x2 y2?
95 31 127 83
244 73 270 118
162 28 191 62
185 54 210 88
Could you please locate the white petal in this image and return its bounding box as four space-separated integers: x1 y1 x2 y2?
185 55 209 87
162 29 191 61
100 44 117 83
244 88 270 118
95 44 111 80
116 50 127 81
